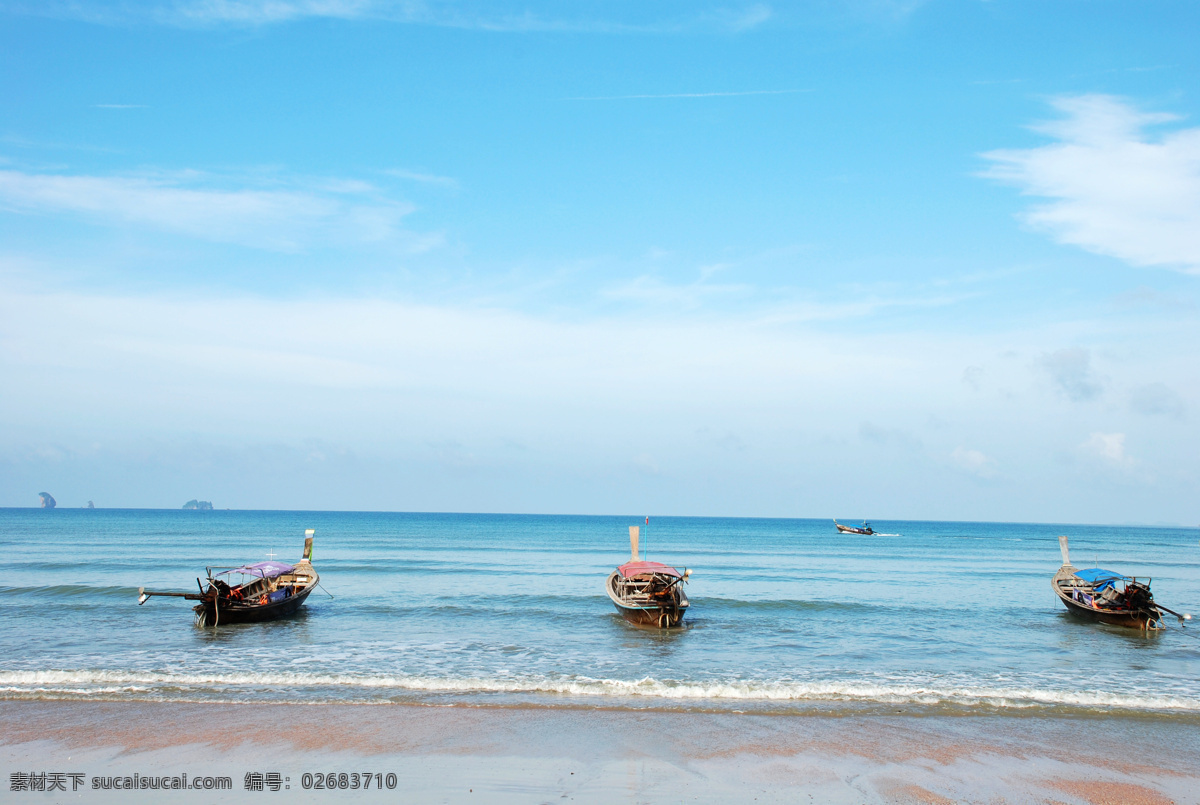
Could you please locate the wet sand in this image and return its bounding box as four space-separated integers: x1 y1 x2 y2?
2 701 1197 803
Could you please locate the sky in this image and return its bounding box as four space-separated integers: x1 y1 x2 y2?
1 0 1198 523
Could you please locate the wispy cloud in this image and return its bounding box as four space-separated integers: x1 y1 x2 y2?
962 365 983 391
166 0 378 25
595 267 973 323
983 95 1200 273
0 168 434 253
565 89 807 101
716 3 771 31
1111 285 1195 311
182 1 773 32
17 0 775 33
600 265 752 308
0 284 894 428
1129 382 1186 419
861 422 921 450
384 168 459 189
1038 347 1103 402
756 290 967 325
1068 64 1171 79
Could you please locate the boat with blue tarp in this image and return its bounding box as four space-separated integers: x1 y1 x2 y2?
1052 535 1190 631
138 530 320 626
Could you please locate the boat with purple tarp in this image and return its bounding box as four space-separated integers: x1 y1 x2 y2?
138 530 320 626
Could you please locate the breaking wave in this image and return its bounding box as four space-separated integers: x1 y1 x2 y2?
2 669 1197 715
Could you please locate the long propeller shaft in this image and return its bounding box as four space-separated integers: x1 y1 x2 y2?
1155 602 1193 624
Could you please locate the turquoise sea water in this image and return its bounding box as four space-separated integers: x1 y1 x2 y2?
2 509 1199 717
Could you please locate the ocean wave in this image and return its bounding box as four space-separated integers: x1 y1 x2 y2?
2 669 1197 714
699 598 875 613
0 584 138 600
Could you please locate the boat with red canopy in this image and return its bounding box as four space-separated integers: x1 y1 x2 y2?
605 524 691 628
138 530 320 626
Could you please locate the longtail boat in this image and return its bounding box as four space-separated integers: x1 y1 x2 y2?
1052 535 1190 631
138 530 320 626
834 519 875 535
605 525 690 628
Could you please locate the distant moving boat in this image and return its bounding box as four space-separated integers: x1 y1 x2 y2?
834 519 875 535
1052 535 1190 631
606 525 691 628
138 530 320 626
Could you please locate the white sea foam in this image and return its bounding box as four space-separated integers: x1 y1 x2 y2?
2 669 1197 713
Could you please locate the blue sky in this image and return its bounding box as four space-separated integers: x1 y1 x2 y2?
1 0 1198 522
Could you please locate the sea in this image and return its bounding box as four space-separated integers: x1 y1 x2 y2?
2 509 1199 719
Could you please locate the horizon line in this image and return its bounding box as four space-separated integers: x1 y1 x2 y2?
0 506 1192 530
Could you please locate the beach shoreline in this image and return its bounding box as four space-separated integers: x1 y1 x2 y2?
3 700 1197 803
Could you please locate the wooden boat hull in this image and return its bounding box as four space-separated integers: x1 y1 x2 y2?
193 583 315 626
606 571 688 628
834 521 873 535
1054 593 1154 629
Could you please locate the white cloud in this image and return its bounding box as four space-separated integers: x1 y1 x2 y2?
1038 347 1102 402
983 95 1200 273
951 447 995 478
2 282 1197 518
631 453 662 475
1081 432 1136 469
0 283 987 450
0 169 430 252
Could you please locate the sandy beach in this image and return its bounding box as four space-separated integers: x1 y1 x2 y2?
4 701 1197 804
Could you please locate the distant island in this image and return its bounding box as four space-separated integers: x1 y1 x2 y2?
39 492 56 509
85 501 95 509
182 499 214 510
